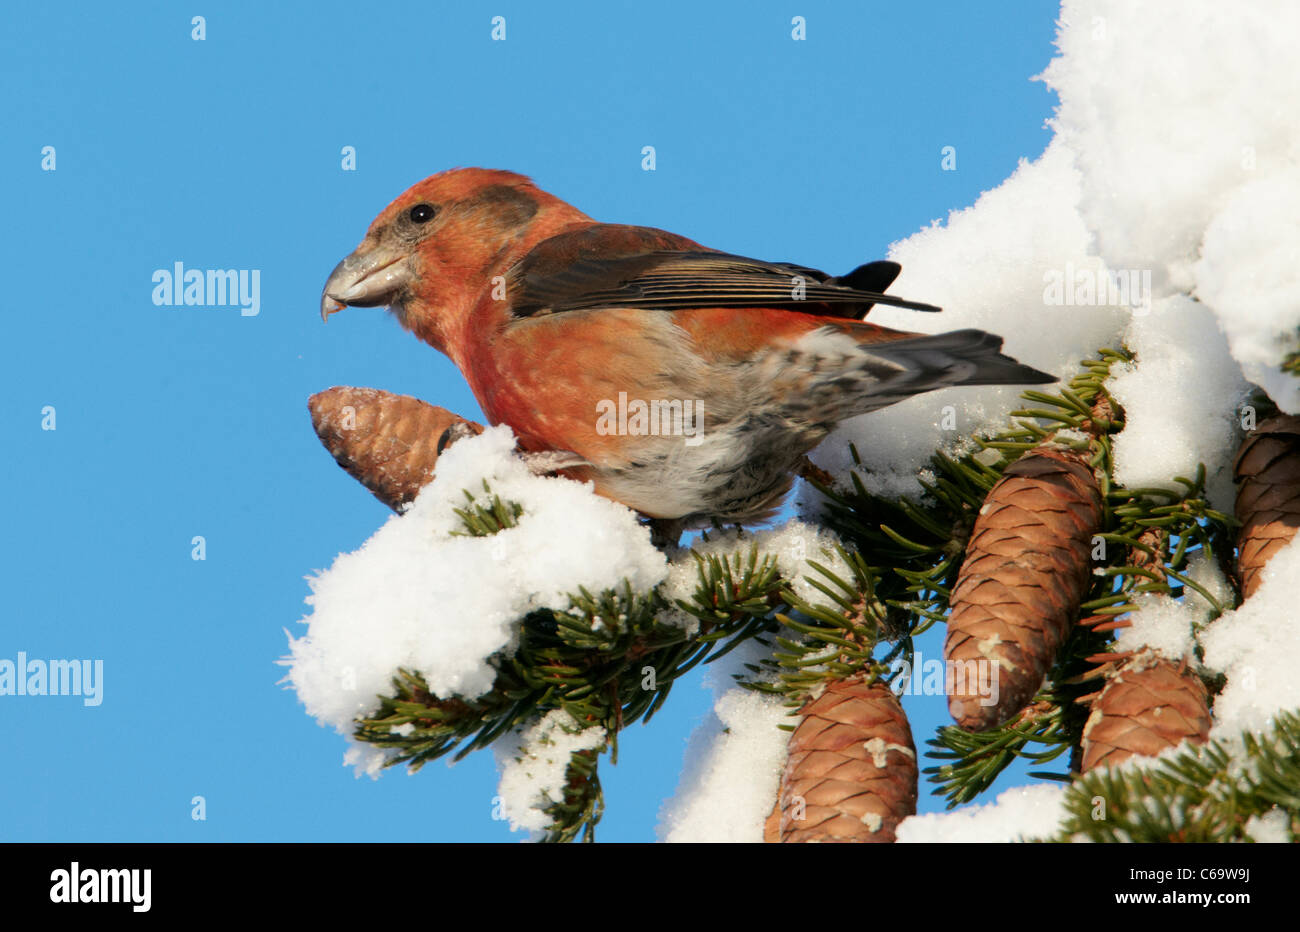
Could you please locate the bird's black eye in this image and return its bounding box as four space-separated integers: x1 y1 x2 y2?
408 203 436 224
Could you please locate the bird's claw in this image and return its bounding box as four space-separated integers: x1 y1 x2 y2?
436 421 482 455
518 450 589 475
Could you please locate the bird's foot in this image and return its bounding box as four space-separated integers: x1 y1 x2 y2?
436 422 585 476
647 517 686 549
518 450 590 475
796 455 836 488
436 420 483 455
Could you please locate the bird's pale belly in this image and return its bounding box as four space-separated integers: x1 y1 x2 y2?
579 415 824 526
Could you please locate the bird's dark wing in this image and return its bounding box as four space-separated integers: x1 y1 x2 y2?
507 224 941 319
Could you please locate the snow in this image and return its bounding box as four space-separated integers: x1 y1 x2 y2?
1044 3 1300 293
660 520 853 616
1199 536 1300 738
1113 594 1199 661
1195 173 1300 415
1043 0 1300 415
284 426 667 773
494 709 607 837
656 636 793 843
1114 551 1229 659
1181 549 1234 620
1107 296 1250 509
1244 809 1293 844
895 783 1068 843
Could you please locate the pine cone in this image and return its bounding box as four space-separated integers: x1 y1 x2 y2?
944 446 1103 731
1079 649 1211 771
1129 526 1168 586
1234 414 1300 598
309 386 484 511
772 677 917 843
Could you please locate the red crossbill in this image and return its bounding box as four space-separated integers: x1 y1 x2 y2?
321 168 1052 539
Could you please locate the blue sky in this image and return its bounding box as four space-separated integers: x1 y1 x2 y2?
2 2 1062 841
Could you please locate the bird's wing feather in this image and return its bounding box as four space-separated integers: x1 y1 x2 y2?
507 224 941 319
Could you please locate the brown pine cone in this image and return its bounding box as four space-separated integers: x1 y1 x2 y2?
772 677 917 843
1234 414 1300 598
1130 526 1168 586
309 386 484 511
944 446 1103 731
1079 649 1211 771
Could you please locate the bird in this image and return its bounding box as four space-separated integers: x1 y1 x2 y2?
320 168 1054 544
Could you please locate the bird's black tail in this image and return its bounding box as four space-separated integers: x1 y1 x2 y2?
877 328 1055 386
834 327 1056 416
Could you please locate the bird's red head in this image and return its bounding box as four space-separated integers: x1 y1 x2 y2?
321 168 590 357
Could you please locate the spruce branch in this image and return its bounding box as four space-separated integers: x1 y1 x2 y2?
354 490 794 841
1048 709 1300 843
